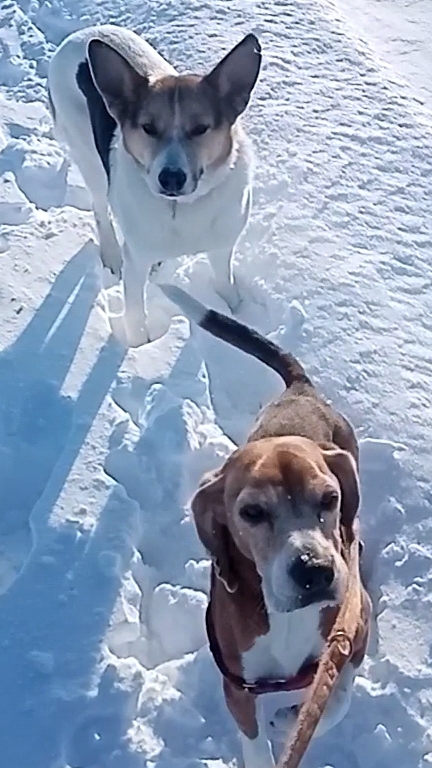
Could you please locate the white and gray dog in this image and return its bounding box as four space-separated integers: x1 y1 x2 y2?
48 25 261 346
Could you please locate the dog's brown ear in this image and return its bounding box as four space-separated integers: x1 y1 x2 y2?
191 463 238 593
204 34 261 123
320 444 360 530
87 39 148 123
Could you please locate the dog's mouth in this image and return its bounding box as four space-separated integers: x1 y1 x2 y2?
156 184 199 201
293 588 336 610
263 575 337 615
158 190 187 199
269 588 337 615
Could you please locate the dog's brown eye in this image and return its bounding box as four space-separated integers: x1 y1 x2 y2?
319 490 338 513
188 124 209 138
239 503 267 525
142 123 158 137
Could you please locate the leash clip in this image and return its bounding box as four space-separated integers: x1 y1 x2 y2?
330 630 353 659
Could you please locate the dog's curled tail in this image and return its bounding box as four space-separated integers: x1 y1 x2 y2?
158 284 312 390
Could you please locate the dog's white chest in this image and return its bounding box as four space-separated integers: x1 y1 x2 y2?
241 606 325 716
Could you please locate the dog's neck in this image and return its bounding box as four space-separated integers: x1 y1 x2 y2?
211 544 340 685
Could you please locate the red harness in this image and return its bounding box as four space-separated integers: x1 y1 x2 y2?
206 605 318 696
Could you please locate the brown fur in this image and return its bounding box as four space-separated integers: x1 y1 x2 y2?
90 60 234 175
191 345 371 740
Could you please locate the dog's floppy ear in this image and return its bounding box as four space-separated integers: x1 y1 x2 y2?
320 444 360 530
87 39 148 123
191 463 238 593
204 34 261 123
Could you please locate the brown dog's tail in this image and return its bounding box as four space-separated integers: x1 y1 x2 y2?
158 284 312 390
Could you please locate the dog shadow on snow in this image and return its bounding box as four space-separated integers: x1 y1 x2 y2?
0 244 149 768
0 244 122 570
0 249 247 768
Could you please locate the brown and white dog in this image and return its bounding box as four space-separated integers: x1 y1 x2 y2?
158 284 372 768
47 25 261 347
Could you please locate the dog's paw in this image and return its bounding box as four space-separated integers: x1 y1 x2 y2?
215 276 271 318
214 280 242 315
125 323 150 348
99 247 123 282
109 314 150 349
234 276 270 315
102 267 121 290
148 261 164 282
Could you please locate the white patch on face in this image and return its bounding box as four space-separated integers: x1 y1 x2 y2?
144 87 199 199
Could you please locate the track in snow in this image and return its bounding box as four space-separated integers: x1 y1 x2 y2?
0 0 432 766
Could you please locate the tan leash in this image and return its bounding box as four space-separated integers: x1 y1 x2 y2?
277 530 363 768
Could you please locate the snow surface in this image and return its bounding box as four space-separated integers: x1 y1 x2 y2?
1 0 432 766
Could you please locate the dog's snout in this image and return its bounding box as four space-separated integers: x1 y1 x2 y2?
158 167 187 195
289 556 335 594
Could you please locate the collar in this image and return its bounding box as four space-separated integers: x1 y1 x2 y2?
205 605 318 696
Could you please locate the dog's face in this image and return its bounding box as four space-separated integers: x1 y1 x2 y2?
86 35 261 199
193 436 360 615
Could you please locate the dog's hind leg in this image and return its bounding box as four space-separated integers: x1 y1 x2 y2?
50 116 121 279
207 247 241 313
92 194 123 280
56 129 123 280
67 144 122 280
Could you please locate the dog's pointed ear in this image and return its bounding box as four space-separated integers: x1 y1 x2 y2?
191 462 238 593
320 444 360 530
87 39 148 123
204 34 261 123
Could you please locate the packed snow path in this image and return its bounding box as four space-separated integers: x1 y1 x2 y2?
1 0 432 766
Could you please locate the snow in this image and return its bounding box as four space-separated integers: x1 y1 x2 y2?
1 0 432 765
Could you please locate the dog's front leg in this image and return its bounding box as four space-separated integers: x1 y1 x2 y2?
121 245 150 347
240 728 275 768
224 681 274 768
93 199 123 281
207 247 241 313
239 699 275 768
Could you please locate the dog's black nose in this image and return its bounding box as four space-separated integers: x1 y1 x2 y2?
289 556 335 593
158 167 187 194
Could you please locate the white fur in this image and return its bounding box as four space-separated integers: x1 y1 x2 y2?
47 25 253 347
240 607 356 767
